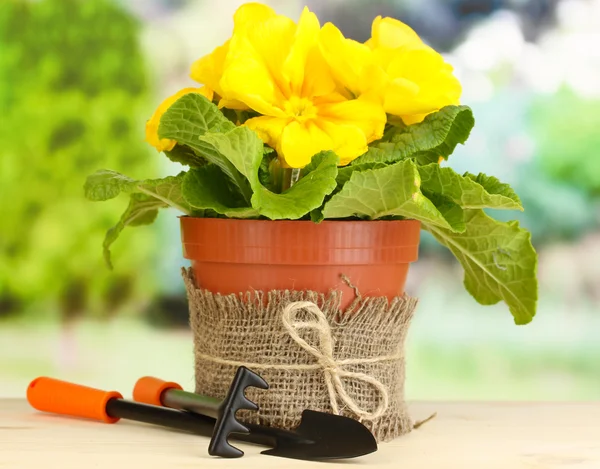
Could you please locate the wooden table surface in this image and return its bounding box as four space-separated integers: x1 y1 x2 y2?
1 400 599 468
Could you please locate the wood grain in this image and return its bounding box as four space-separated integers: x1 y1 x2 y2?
1 400 599 468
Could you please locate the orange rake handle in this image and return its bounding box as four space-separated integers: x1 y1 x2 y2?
27 377 123 423
133 376 222 419
133 376 182 407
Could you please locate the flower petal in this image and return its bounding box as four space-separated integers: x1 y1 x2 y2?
190 41 229 96
218 97 251 111
401 113 428 125
302 47 337 98
318 97 386 143
232 2 277 30
233 3 296 99
220 32 288 117
280 120 334 168
370 16 423 49
191 3 279 110
319 22 373 97
220 6 302 116
387 46 442 82
244 115 291 151
283 7 321 96
383 47 462 116
279 117 371 168
316 119 368 166
369 23 462 119
197 86 214 101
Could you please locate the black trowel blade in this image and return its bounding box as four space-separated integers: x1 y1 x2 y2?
259 410 377 460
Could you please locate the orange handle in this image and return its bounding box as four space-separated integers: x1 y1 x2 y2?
27 377 123 423
133 376 183 407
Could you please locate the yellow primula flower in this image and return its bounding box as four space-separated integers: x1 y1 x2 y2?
145 87 213 152
189 4 275 110
369 17 462 124
320 16 461 125
190 41 248 110
215 3 386 168
190 42 229 102
318 22 386 101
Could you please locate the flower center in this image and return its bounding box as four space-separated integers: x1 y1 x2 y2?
284 96 318 122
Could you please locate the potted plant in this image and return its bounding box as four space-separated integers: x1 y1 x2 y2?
85 3 538 441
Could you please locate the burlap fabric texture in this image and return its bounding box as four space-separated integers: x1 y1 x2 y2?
182 267 418 442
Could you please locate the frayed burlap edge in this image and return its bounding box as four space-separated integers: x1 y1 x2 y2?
182 267 418 442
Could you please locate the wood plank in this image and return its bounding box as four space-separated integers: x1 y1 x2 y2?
1 400 599 468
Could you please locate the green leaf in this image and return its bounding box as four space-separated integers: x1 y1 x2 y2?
350 147 390 165
336 162 387 188
310 209 325 223
258 148 278 192
300 150 335 175
464 172 523 208
221 108 260 125
158 94 252 203
353 105 475 166
418 164 524 210
423 191 466 232
220 107 239 125
182 165 259 218
254 151 338 219
84 169 192 214
322 159 464 231
193 127 339 220
135 173 193 215
158 93 235 139
198 126 263 188
164 144 205 167
423 210 538 325
158 95 338 216
85 170 193 267
128 208 160 226
103 193 166 269
84 169 136 201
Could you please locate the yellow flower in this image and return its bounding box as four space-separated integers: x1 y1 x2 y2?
145 87 212 152
369 17 462 124
318 22 386 101
320 16 462 125
189 4 274 110
216 3 386 168
190 42 229 103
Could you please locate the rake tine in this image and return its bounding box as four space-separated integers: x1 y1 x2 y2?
133 367 269 458
238 395 259 412
208 366 268 457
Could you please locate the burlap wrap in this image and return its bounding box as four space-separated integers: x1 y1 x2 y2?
182 267 418 442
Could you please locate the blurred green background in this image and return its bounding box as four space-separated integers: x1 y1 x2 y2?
1 0 599 400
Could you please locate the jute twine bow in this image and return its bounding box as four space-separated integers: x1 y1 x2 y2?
194 300 399 421
281 301 391 421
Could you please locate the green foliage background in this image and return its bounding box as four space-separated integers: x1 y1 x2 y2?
0 0 159 320
531 88 600 197
0 0 598 401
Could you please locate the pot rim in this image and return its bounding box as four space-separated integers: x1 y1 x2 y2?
178 215 420 224
180 216 421 265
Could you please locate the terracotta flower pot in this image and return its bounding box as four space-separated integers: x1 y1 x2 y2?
180 218 420 310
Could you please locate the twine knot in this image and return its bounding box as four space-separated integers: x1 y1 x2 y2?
281 301 389 421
